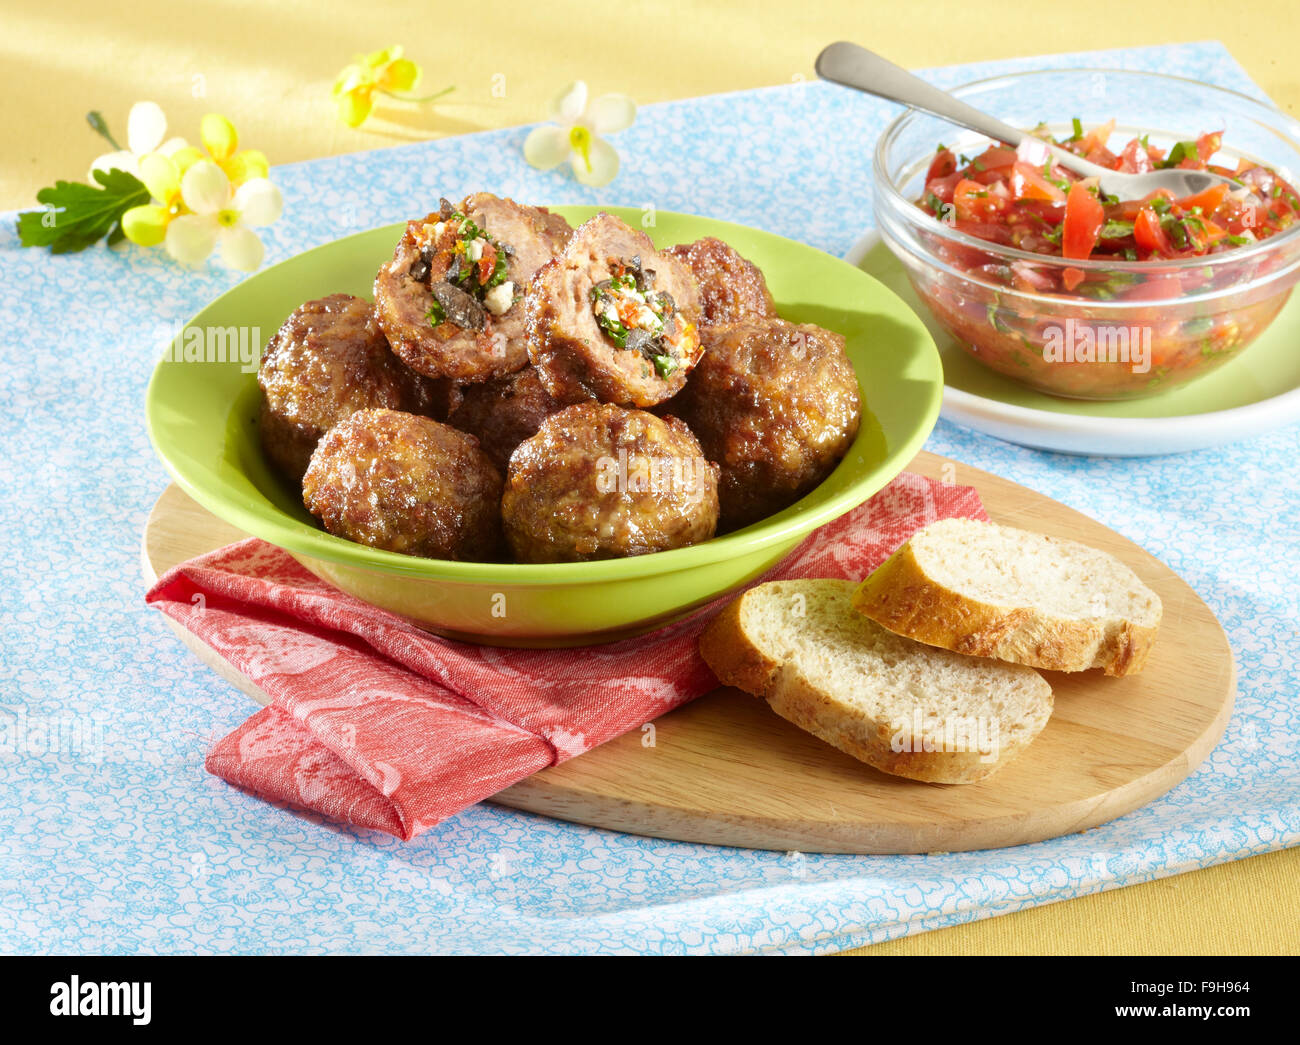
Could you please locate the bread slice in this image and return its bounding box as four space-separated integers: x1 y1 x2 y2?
698 579 1053 784
852 518 1162 676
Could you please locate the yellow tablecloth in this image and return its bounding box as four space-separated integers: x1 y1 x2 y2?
6 0 1296 955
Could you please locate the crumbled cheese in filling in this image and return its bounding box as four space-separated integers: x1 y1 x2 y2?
484 281 515 316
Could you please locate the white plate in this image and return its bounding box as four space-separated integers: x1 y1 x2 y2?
848 230 1300 456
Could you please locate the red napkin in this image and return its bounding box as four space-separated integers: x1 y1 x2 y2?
146 471 988 840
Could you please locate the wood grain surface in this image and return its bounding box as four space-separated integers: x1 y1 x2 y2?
142 452 1235 854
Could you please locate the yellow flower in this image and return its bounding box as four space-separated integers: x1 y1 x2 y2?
171 114 269 188
121 152 188 247
332 45 450 128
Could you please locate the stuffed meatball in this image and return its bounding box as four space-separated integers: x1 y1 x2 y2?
502 403 719 563
302 408 503 561
671 317 861 531
663 236 777 326
525 213 703 407
374 193 572 383
257 293 445 483
444 366 565 471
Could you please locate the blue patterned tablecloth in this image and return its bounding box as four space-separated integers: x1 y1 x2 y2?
1 41 1296 955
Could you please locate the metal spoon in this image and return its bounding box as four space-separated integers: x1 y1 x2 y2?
815 41 1237 202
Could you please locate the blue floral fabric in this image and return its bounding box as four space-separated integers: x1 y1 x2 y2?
1 41 1295 954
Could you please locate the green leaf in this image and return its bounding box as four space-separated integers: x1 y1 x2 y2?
16 168 150 254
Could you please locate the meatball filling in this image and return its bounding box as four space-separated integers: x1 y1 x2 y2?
589 256 700 380
409 198 518 330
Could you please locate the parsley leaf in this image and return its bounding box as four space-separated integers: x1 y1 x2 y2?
16 168 150 254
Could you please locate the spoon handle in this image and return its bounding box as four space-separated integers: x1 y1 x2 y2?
815 41 1110 182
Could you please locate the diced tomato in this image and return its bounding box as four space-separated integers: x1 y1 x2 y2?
1178 182 1229 215
1010 161 1067 203
971 146 1017 170
1079 118 1115 157
925 171 964 205
1118 138 1155 174
1197 131 1223 164
1062 182 1105 260
1084 145 1119 168
927 147 958 181
1062 266 1086 291
1122 274 1183 301
477 242 497 284
952 178 1004 221
953 219 1015 245
1134 207 1173 256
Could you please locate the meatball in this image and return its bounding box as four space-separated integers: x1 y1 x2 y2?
302 408 503 561
663 236 777 326
445 366 565 472
525 213 704 408
373 193 572 383
257 293 444 483
502 403 719 563
670 317 861 531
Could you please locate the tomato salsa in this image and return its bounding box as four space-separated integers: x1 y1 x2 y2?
903 120 1300 397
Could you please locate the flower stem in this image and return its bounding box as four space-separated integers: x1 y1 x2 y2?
86 111 121 150
378 85 455 104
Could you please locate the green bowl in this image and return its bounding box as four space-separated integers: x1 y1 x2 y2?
145 206 942 646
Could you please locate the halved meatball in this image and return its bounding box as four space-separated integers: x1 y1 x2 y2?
257 293 444 483
525 213 703 407
670 317 861 531
373 194 572 383
663 236 777 326
302 408 503 561
502 403 719 563
444 366 565 472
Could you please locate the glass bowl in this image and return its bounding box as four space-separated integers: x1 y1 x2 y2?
873 68 1300 400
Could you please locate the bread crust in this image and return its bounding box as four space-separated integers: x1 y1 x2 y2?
699 584 1049 784
851 543 1159 676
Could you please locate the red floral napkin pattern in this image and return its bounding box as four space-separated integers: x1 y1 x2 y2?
146 471 988 839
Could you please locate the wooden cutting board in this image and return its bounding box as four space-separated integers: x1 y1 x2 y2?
142 452 1235 854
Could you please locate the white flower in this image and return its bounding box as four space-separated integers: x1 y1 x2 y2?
523 81 635 187
89 101 188 180
164 160 283 271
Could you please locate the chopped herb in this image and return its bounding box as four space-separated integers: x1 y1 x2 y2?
426 298 446 327
1071 117 1083 141
985 304 1012 333
1099 220 1135 238
653 354 678 379
1160 141 1199 168
1226 234 1254 246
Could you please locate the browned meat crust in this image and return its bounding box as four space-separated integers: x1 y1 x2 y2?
669 317 861 531
502 403 719 563
525 213 703 407
663 236 777 326
444 366 565 472
302 408 503 561
373 194 572 382
257 293 438 483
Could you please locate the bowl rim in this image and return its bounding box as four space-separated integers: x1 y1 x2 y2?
145 206 944 586
873 66 1300 275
